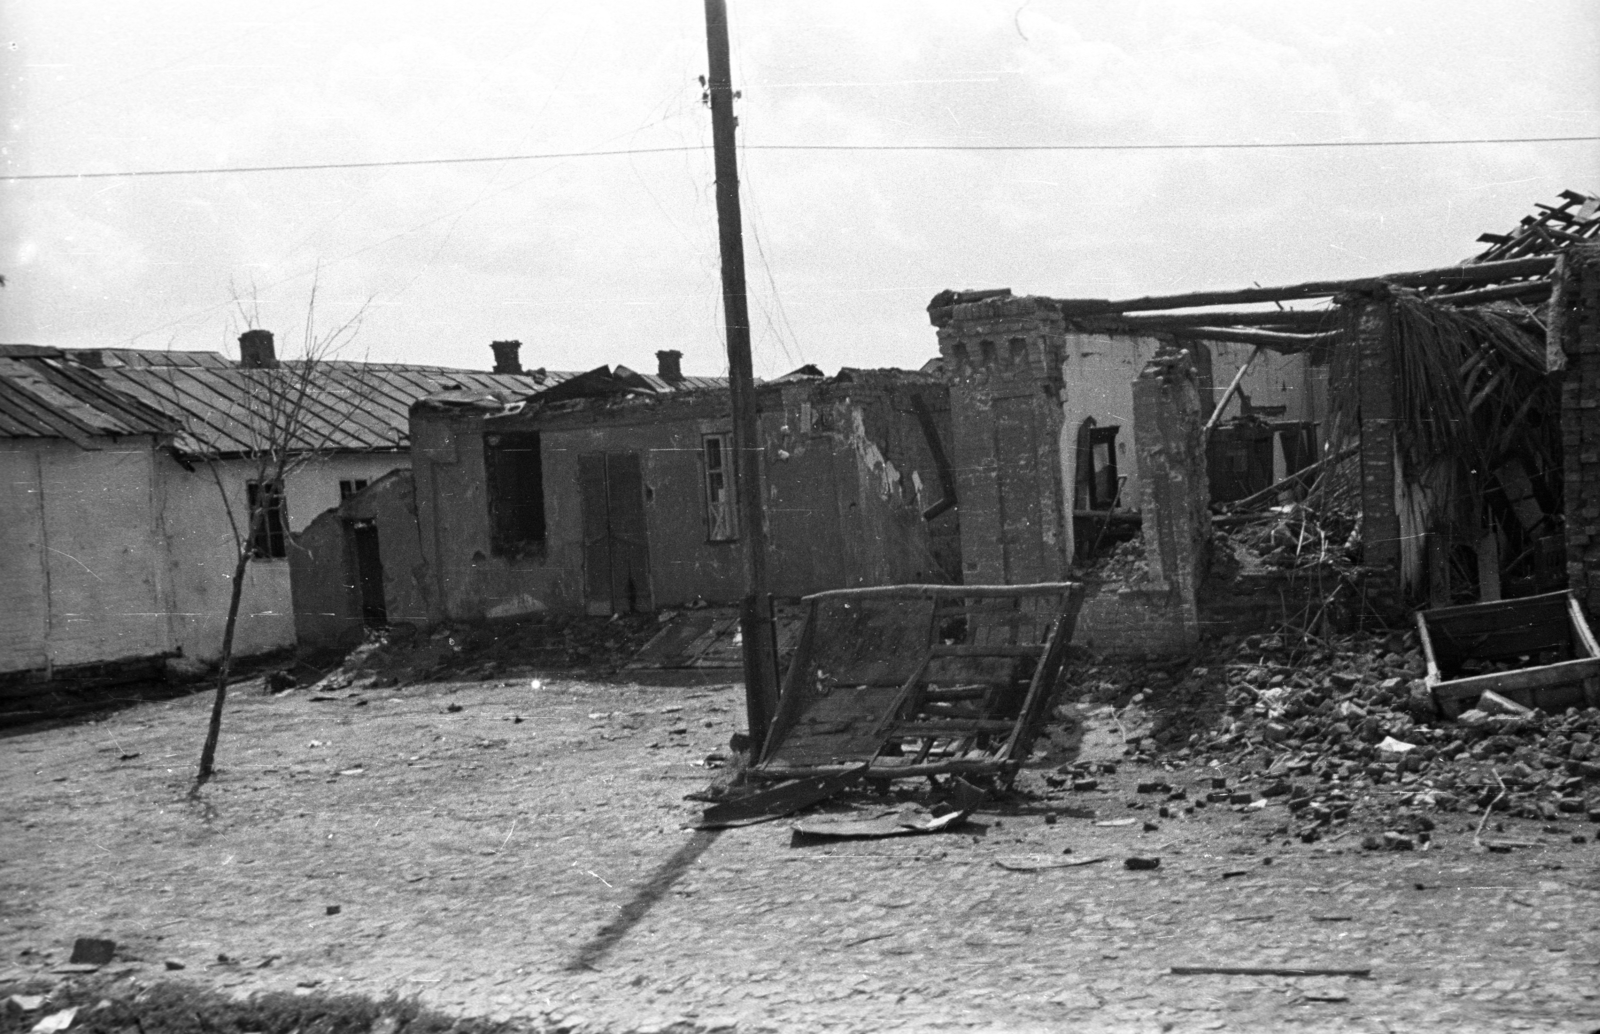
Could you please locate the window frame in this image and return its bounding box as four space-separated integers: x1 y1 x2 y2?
702 433 738 543
245 479 288 560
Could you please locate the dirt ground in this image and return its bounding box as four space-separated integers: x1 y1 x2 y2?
4 673 1600 1034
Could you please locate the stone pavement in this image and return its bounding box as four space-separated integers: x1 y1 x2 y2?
2 675 1598 1033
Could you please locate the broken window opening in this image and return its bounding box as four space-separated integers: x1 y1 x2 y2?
485 431 546 557
338 478 369 500
1074 419 1121 512
246 479 287 560
703 433 738 542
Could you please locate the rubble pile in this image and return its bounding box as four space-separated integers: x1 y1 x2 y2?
1215 504 1359 575
1082 536 1149 585
1138 629 1600 837
305 612 664 693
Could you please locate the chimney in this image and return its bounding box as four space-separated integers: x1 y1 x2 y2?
238 329 277 369
656 349 683 384
491 340 523 375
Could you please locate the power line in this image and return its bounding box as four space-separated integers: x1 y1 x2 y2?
757 135 1600 152
6 145 702 182
9 134 1598 182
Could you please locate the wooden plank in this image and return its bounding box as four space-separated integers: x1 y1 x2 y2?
1428 622 1570 660
1168 328 1338 353
1422 589 1571 623
868 653 934 740
1205 345 1263 435
889 719 1016 737
922 686 992 701
695 766 867 829
1570 597 1600 658
1432 656 1600 701
1415 611 1443 683
1432 280 1552 306
1080 309 1335 330
930 644 1045 658
751 758 1008 781
805 582 1081 602
757 598 819 765
933 601 1040 616
1472 531 1497 605
1003 583 1087 762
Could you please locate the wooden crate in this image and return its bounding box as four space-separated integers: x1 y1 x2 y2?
1416 590 1600 719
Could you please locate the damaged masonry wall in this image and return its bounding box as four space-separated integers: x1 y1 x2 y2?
1561 243 1600 620
933 292 1300 656
290 469 430 656
405 371 958 622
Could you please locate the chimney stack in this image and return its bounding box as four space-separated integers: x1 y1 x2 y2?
491 340 523 375
656 349 683 384
238 329 277 369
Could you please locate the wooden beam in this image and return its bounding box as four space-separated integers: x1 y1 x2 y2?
1204 345 1262 437
1078 309 1336 330
1052 254 1557 316
805 582 1082 602
1166 326 1341 352
928 643 1046 658
1218 443 1359 512
1431 279 1553 306
1431 656 1600 701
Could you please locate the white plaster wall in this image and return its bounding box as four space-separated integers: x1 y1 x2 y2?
151 452 410 667
1054 335 1324 560
1209 340 1320 424
1 442 56 672
155 455 296 666
1057 332 1164 528
282 452 410 533
0 438 174 672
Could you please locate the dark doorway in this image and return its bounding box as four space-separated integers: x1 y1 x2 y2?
349 519 387 627
578 452 651 615
1207 422 1318 503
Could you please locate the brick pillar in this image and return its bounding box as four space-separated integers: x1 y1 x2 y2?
934 295 1068 585
1352 294 1404 614
1130 347 1209 644
1559 244 1600 619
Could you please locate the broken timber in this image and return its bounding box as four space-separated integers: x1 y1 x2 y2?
695 766 866 829
753 582 1085 783
1417 590 1600 718
1052 254 1556 316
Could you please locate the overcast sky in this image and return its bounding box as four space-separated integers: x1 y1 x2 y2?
4 1 1597 378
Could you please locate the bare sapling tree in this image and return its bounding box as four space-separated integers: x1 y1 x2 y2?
182 279 373 793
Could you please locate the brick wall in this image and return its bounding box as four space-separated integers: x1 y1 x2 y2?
1076 585 1201 658
936 296 1069 585
1351 293 1405 618
1560 244 1600 619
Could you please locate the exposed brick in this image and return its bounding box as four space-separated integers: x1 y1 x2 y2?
1564 245 1600 621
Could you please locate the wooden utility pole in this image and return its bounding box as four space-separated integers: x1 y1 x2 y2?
704 0 779 756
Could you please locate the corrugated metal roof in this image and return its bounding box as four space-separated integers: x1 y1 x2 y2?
4 345 731 455
100 362 570 456
65 348 236 369
0 346 184 447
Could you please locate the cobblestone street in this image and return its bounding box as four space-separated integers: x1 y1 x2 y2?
4 676 1599 1033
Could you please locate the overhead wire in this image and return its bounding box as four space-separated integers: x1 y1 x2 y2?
729 4 802 372
11 134 1599 182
